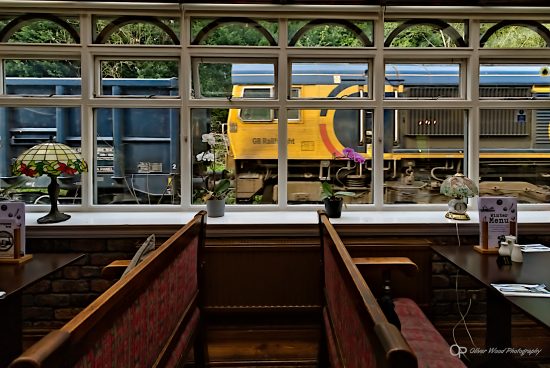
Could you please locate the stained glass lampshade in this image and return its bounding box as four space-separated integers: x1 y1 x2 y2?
12 142 88 224
440 173 478 220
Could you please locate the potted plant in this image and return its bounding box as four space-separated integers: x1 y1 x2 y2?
321 181 355 218
320 147 364 218
196 133 231 217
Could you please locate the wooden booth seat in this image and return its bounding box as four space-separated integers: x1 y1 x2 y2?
9 211 207 368
318 210 466 368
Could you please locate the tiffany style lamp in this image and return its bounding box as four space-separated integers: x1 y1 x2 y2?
440 172 478 220
12 142 88 224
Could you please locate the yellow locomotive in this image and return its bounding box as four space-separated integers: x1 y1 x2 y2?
226 63 550 204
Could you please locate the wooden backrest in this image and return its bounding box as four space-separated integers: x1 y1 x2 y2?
10 211 207 368
318 210 417 368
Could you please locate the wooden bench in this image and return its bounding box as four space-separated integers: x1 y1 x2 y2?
9 211 208 368
318 210 466 368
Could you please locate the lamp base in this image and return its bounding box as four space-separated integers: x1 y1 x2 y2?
445 211 470 221
37 212 71 224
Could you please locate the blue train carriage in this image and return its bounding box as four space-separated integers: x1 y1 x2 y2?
0 77 180 204
228 63 550 203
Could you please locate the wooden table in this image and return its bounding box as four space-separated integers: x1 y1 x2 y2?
432 245 550 351
0 253 85 368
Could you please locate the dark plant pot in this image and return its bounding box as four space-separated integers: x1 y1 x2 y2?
323 198 343 218
206 199 225 217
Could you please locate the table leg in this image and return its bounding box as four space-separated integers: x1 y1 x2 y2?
486 290 512 349
0 292 22 368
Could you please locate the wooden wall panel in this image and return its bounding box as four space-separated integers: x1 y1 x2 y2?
343 237 433 310
203 238 322 312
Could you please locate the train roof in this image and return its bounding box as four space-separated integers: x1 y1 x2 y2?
5 77 178 87
232 63 550 86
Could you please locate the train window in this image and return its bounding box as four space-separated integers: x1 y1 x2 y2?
93 108 180 205
4 59 81 96
240 88 273 122
94 17 180 45
384 20 467 48
383 108 466 204
480 21 550 48
191 17 278 46
479 108 550 204
1 106 83 205
287 90 301 121
99 59 179 97
290 62 370 100
0 15 79 44
287 20 373 47
479 64 550 99
385 64 461 99
193 61 276 100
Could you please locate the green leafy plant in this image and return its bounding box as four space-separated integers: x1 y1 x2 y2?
320 147 363 201
320 181 355 201
196 133 231 201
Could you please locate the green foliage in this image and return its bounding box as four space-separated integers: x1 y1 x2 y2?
481 25 547 48
5 59 81 78
385 23 462 47
198 63 232 98
101 60 178 79
8 19 79 44
191 18 278 46
320 181 355 200
293 25 363 47
288 20 372 47
95 18 179 45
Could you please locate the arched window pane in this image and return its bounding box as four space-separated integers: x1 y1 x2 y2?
384 20 467 47
0 16 79 44
94 17 179 45
191 17 278 46
288 19 373 47
480 21 550 48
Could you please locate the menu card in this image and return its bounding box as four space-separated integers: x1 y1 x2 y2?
478 196 517 250
0 201 25 257
492 283 550 298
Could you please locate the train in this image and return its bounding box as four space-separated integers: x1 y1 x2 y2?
227 63 550 204
1 63 550 205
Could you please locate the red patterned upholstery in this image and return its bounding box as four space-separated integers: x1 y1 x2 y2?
319 210 417 368
324 246 376 368
9 211 206 368
74 239 199 367
395 298 467 368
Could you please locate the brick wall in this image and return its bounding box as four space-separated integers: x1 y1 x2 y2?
21 232 550 339
22 236 158 332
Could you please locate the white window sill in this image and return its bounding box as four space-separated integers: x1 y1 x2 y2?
23 210 550 238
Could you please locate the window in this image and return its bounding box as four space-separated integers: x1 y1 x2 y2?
384 63 462 99
99 59 179 97
1 4 549 213
93 108 180 205
384 109 466 204
290 62 370 99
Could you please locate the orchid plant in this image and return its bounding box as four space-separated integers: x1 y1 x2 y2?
196 133 230 201
320 147 365 201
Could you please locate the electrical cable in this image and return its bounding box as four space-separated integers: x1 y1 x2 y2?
450 221 478 358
